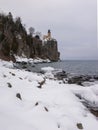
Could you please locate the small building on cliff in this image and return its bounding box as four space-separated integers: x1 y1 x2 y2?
0 12 60 62
41 30 60 61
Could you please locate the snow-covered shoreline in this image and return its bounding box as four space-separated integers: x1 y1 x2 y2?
0 59 98 130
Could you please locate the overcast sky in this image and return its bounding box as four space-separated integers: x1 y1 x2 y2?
0 0 97 60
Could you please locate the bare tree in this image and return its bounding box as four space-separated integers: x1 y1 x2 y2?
29 27 35 36
8 12 13 20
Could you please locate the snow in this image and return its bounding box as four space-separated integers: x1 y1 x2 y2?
15 56 50 63
0 59 98 130
41 67 55 72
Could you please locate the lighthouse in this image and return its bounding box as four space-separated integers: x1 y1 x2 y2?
43 29 52 40
48 29 51 40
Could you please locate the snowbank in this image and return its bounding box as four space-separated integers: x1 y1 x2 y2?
0 60 98 130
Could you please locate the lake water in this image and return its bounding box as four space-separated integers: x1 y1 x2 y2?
33 60 98 75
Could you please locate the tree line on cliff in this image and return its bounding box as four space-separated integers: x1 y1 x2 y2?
0 12 60 61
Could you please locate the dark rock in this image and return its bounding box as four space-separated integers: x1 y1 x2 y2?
90 109 98 117
21 61 27 65
14 61 28 69
67 75 96 86
77 81 83 86
37 85 42 88
44 107 48 112
35 102 39 106
19 77 23 80
93 75 98 80
57 124 60 128
11 73 15 76
9 72 15 76
25 69 31 72
77 123 83 129
59 82 62 84
75 94 82 100
22 65 27 69
32 65 35 67
7 82 12 88
3 74 7 77
40 70 45 74
15 61 21 64
54 70 67 80
16 93 22 100
68 76 83 84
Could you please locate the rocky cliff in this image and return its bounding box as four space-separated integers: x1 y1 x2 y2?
0 12 60 62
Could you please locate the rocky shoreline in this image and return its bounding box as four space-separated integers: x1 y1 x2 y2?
13 60 98 87
54 71 98 86
12 60 98 118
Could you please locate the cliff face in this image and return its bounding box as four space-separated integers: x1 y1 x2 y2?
42 40 60 61
0 12 60 62
16 38 60 61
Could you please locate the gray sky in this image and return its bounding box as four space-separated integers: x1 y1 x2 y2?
0 0 97 60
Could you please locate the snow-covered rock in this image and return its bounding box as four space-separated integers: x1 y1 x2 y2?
15 56 50 64
41 67 55 73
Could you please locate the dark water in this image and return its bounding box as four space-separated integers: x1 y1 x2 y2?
33 60 98 75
